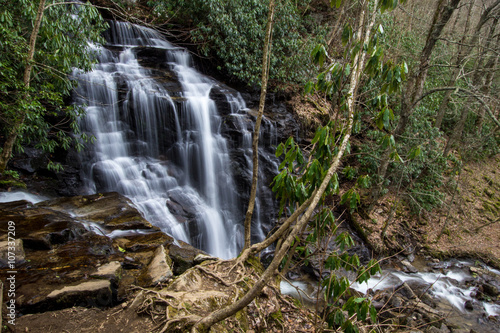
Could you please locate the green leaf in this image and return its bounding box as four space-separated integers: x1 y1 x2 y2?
378 24 384 34
342 24 352 45
376 112 384 130
409 145 422 160
358 302 369 321
311 44 327 67
370 305 377 323
276 142 284 157
344 63 351 76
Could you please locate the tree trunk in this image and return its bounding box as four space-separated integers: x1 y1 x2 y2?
0 0 46 173
190 1 376 331
475 18 500 132
435 0 475 129
372 0 461 205
443 103 470 156
242 0 275 251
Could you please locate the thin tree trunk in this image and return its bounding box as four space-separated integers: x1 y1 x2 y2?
444 103 470 156
190 1 376 331
242 0 275 251
435 0 475 129
0 0 46 173
372 0 461 206
475 19 500 132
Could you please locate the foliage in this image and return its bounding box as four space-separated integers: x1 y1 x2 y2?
147 0 327 86
0 0 106 169
273 128 381 331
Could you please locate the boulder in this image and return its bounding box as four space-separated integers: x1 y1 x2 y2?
169 240 207 275
46 280 113 310
481 282 499 297
145 245 173 285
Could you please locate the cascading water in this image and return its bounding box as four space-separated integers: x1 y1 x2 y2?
73 21 273 259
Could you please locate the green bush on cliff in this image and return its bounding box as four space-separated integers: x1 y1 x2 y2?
0 0 107 171
148 0 326 86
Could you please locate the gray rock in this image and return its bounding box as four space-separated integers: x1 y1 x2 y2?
146 245 173 285
0 239 25 267
92 261 122 283
482 282 499 297
47 280 113 309
169 240 206 275
427 323 451 333
401 259 418 273
194 253 218 264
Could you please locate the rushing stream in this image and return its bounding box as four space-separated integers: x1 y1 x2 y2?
72 21 275 259
281 257 500 332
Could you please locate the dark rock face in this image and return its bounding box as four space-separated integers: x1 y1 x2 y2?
7 146 84 197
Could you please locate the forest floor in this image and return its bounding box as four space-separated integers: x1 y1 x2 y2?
355 153 500 268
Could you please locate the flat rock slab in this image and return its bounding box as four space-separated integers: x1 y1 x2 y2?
46 280 113 309
38 192 156 231
92 261 123 283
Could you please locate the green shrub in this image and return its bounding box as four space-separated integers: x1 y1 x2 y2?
148 0 327 86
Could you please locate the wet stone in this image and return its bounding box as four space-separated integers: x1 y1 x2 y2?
0 238 25 266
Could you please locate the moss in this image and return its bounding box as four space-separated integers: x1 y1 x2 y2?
245 255 264 275
270 308 284 323
234 309 249 331
0 179 27 189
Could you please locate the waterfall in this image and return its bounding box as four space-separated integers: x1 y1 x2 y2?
74 21 275 259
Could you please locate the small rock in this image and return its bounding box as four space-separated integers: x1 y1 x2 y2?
401 259 418 273
482 282 499 297
390 295 404 308
464 300 474 311
92 261 122 283
146 245 173 285
193 253 218 264
0 239 25 266
169 240 205 275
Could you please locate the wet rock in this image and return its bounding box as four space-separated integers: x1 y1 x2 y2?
396 282 418 300
390 295 405 309
464 300 474 311
0 205 88 250
401 258 419 273
0 239 25 266
145 245 173 285
427 323 451 333
115 231 173 252
169 240 206 275
482 282 499 297
209 83 240 116
91 261 123 283
39 192 155 231
167 188 200 217
10 148 47 173
166 198 196 224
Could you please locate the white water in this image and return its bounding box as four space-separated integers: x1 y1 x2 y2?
351 262 500 317
0 191 48 204
73 21 256 259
